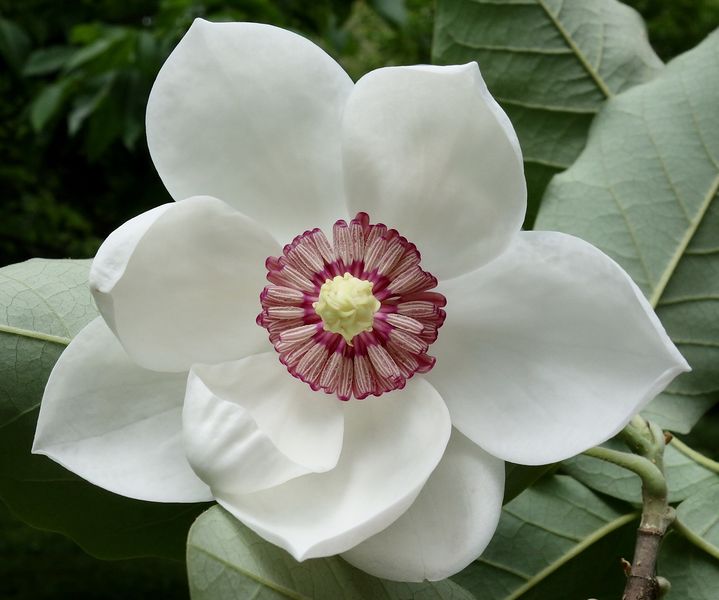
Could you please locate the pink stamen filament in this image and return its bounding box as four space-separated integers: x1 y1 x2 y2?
258 213 446 400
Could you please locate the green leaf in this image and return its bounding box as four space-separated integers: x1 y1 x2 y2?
503 462 557 505
657 533 719 600
62 29 128 74
675 482 719 558
370 0 408 26
0 259 208 560
187 505 475 600
68 74 115 136
0 17 31 72
23 46 77 76
641 392 717 434
535 30 719 433
0 259 96 424
562 439 719 504
30 78 74 132
0 407 208 561
69 23 105 45
433 0 662 223
452 475 637 600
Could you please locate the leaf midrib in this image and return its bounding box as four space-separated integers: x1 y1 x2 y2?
447 1 615 104
649 172 719 308
188 544 311 600
536 0 613 99
0 323 70 346
0 270 74 338
500 511 638 599
673 518 719 561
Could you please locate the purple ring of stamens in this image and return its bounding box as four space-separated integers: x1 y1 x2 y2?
257 212 446 400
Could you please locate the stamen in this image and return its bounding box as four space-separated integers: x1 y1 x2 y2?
384 313 425 334
279 323 321 343
258 212 446 400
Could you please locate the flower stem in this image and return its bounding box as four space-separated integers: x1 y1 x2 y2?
584 416 674 600
582 446 666 498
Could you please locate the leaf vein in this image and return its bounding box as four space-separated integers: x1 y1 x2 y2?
0 271 73 338
494 95 598 115
0 324 70 346
187 545 310 600
649 172 719 307
504 512 638 599
476 557 531 580
657 294 719 307
535 0 613 99
502 507 582 542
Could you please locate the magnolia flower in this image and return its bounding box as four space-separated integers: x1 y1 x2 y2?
33 20 688 582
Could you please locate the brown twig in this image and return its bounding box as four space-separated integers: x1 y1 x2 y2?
620 419 674 600
622 502 674 599
585 417 674 600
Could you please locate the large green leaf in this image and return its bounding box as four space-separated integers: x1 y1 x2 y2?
30 78 76 132
654 474 719 600
675 482 719 558
0 259 95 425
187 505 475 600
561 438 719 504
658 534 719 600
503 462 557 505
0 17 31 72
0 259 208 560
535 29 719 432
23 46 77 76
641 391 717 435
433 0 662 222
452 475 637 599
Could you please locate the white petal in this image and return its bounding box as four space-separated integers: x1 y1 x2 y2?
90 196 279 372
215 377 451 560
146 19 353 242
428 231 690 465
89 204 170 300
32 317 211 502
182 353 344 495
342 63 526 279
342 429 504 582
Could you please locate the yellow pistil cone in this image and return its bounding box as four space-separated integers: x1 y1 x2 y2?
313 273 381 344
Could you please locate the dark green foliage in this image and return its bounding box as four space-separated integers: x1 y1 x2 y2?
0 0 432 266
0 499 189 600
683 405 719 461
625 0 719 61
2 0 714 265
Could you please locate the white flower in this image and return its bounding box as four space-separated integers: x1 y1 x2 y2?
33 20 689 582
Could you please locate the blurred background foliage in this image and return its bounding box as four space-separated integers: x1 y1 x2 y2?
0 0 718 598
1 0 718 267
0 0 433 267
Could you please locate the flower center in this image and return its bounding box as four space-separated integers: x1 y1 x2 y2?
257 212 446 401
314 274 380 344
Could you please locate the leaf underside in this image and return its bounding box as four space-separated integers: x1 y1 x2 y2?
536 29 719 433
187 505 475 600
452 475 637 600
433 0 662 223
0 258 207 560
